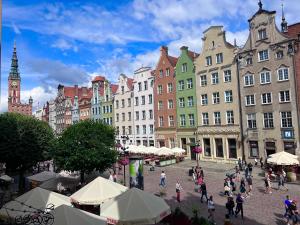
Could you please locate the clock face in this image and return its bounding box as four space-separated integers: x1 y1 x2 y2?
11 81 17 87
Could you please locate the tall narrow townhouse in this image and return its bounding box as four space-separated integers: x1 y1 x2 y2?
175 46 199 158
195 26 241 163
133 67 155 146
237 2 300 159
154 46 178 148
91 76 105 122
78 87 92 121
102 81 118 126
114 74 134 145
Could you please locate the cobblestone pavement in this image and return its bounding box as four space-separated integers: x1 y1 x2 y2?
121 160 300 225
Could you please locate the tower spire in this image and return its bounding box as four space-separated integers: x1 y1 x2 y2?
9 41 20 80
258 0 263 10
281 1 288 32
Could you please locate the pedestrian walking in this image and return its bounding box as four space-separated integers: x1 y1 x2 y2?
113 172 117 182
238 158 242 171
260 157 264 169
175 181 183 202
248 162 253 176
235 166 241 182
278 169 288 191
200 167 204 178
240 178 247 198
160 171 166 187
254 157 258 166
235 193 244 219
265 173 272 194
230 178 236 194
207 195 216 224
246 176 253 195
200 182 208 203
226 196 235 217
244 166 249 179
109 171 114 182
224 183 231 197
288 200 300 225
284 195 292 219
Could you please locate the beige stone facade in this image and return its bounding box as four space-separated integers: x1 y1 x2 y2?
195 26 242 163
238 8 300 159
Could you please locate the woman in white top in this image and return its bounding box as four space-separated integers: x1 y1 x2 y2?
175 181 183 202
207 195 215 223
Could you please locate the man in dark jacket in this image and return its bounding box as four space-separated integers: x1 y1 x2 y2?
235 193 244 219
200 182 208 203
226 197 235 217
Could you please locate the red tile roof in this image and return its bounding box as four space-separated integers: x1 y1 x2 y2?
127 78 134 90
92 75 106 82
187 50 199 61
111 84 118 94
63 86 92 103
287 23 300 39
168 56 178 67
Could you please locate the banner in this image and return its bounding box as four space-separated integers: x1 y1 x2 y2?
129 156 144 190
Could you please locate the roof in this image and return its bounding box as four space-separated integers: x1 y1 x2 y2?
111 84 118 94
127 78 134 90
187 50 199 61
168 56 178 67
92 75 105 82
248 8 276 22
63 86 92 104
287 23 300 39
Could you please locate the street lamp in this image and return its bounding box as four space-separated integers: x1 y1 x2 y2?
193 140 202 167
119 135 130 186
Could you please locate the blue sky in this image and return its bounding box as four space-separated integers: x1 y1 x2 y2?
1 0 300 112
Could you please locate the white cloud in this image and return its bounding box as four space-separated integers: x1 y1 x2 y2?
12 22 21 34
51 39 78 52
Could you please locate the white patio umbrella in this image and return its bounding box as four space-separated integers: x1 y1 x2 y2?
171 147 186 154
267 151 299 165
52 205 106 225
70 177 128 205
27 171 58 183
147 146 160 154
100 188 171 225
0 187 71 219
156 147 175 156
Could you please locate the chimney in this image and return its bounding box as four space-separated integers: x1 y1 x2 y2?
160 46 168 55
74 85 79 96
180 46 188 52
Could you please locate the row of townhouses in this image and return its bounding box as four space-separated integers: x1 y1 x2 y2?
10 3 300 163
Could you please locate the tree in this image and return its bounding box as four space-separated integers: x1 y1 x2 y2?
52 120 117 183
0 113 55 191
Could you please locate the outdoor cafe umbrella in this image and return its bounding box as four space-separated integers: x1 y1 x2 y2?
100 188 171 225
171 147 186 154
156 147 175 156
267 151 299 165
70 177 128 205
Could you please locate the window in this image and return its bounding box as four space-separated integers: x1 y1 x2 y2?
149 110 153 119
224 90 233 103
159 116 164 127
178 80 184 90
150 79 154 87
150 125 154 134
200 75 207 86
144 81 148 90
189 114 195 126
276 50 283 59
258 29 267 40
166 68 170 76
202 113 209 125
128 112 131 121
157 85 163 94
138 82 142 91
263 112 274 128
212 92 220 104
187 78 193 89
158 101 163 110
247 113 257 129
135 111 139 120
244 74 254 86
122 113 125 121
169 115 174 127
159 70 163 78
103 106 106 114
135 97 139 106
246 58 253 65
261 93 272 104
201 94 208 105
121 86 124 94
168 100 174 109
206 56 212 66
204 138 211 156
142 110 146 120
224 70 231 82
180 114 186 126
245 95 255 106
179 98 185 108
215 138 224 158
214 112 221 125
278 68 289 81
211 73 219 84
116 113 119 122
226 111 234 124
141 96 145 105
167 83 173 93
105 95 109 101
122 126 125 135
216 53 223 64
258 49 269 61
110 105 113 112
279 90 290 103
148 94 153 104
121 99 125 108
181 63 188 72
128 98 131 107
128 126 132 135
260 71 271 84
136 125 140 135
187 96 194 107
116 100 119 109
281 112 292 128
143 125 147 134
249 141 259 157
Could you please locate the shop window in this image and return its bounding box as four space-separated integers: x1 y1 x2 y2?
228 139 237 159
204 138 211 156
249 141 259 157
284 142 296 155
215 138 224 158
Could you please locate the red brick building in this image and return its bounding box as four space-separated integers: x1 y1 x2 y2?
8 42 33 115
154 46 178 148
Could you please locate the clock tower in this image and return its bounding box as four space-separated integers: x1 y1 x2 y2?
8 41 21 107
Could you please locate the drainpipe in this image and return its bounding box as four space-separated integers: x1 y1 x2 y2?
236 57 246 161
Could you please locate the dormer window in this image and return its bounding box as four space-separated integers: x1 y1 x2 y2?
258 29 267 40
276 51 284 59
246 58 253 65
181 63 188 73
121 86 124 94
206 56 212 66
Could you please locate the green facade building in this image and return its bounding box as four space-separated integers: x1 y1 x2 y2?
101 80 117 126
176 46 199 159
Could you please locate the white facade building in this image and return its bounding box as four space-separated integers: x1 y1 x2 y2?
133 67 155 146
33 108 43 120
48 100 56 131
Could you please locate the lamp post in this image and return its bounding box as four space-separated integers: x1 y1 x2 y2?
119 135 129 186
193 140 202 167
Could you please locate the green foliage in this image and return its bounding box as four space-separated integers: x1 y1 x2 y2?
52 120 117 180
0 113 54 172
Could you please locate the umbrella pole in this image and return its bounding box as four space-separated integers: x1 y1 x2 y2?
123 165 126 186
